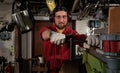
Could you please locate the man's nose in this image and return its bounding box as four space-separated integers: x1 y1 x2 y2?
59 17 64 22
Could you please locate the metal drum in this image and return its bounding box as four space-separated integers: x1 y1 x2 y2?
12 10 33 33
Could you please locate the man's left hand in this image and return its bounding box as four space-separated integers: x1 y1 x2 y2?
84 35 100 48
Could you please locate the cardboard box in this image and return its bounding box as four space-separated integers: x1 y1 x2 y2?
108 7 120 34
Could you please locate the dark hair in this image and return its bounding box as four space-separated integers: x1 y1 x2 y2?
50 6 71 22
52 6 68 16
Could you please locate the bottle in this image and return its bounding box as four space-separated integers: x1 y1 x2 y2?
38 56 45 67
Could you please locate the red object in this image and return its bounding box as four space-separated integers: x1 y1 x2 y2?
103 40 120 53
5 63 12 73
110 41 120 53
103 40 111 52
39 24 86 73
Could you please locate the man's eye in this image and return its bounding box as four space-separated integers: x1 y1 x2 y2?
63 16 67 18
55 16 61 18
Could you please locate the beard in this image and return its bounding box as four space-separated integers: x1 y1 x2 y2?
55 23 67 30
56 25 66 29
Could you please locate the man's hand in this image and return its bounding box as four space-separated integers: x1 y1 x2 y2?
84 35 100 48
50 32 65 45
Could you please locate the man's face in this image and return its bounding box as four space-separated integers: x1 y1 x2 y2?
54 11 68 30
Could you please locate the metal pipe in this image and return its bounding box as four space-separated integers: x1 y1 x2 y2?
71 0 80 13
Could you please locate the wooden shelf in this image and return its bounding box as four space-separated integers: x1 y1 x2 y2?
32 66 48 72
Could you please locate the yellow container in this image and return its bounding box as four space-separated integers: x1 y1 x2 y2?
46 0 56 12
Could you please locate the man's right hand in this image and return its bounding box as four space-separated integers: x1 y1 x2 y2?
50 32 66 45
42 30 66 45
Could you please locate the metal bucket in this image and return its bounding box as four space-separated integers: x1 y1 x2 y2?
12 10 33 33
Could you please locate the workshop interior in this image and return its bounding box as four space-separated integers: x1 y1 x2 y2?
0 0 120 73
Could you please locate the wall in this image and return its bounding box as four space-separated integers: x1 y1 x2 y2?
0 31 15 62
33 21 51 57
76 19 90 35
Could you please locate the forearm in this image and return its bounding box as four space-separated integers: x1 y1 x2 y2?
39 27 51 40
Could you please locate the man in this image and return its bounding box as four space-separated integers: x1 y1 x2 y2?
39 6 99 73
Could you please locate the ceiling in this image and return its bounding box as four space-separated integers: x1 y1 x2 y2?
0 0 120 32
1 0 120 20
12 0 120 16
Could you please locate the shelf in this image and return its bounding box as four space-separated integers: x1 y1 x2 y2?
32 66 48 72
34 15 78 21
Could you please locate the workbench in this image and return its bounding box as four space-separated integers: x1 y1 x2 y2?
83 48 120 73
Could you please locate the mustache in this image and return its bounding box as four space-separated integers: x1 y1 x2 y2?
58 22 64 24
